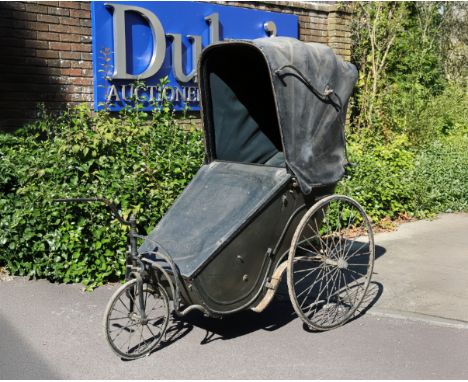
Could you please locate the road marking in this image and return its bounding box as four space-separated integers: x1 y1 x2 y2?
367 308 468 330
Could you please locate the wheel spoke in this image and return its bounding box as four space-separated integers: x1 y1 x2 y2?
109 321 136 342
304 267 338 313
296 267 325 304
109 316 129 321
300 267 326 310
118 296 131 312
294 262 324 286
111 308 128 316
109 321 136 334
297 245 320 257
344 242 369 261
296 264 327 298
145 322 158 339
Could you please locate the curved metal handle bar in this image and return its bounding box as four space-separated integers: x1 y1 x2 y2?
275 64 343 112
53 197 132 226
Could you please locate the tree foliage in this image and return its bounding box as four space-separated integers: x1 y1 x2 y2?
350 2 466 142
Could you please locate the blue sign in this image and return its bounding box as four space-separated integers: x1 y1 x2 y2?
91 1 298 111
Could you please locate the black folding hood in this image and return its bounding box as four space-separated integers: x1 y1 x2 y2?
198 37 358 194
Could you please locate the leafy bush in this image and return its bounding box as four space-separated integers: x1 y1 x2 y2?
409 84 468 144
337 134 416 223
338 128 468 224
412 135 468 216
0 103 204 288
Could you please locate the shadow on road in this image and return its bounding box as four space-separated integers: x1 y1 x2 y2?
143 243 387 358
165 244 387 346
0 315 60 379
183 298 297 345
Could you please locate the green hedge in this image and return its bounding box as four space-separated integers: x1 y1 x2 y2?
337 134 416 222
0 104 204 288
412 136 468 215
338 132 468 222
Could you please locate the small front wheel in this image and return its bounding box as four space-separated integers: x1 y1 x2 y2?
104 278 170 359
287 195 375 331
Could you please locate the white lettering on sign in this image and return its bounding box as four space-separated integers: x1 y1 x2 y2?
106 84 200 103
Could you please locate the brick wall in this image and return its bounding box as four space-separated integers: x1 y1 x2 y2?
0 1 352 131
0 1 93 131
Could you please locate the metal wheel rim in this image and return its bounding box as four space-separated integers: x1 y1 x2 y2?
287 195 375 331
104 279 170 360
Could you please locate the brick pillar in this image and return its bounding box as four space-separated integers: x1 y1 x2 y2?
326 7 352 62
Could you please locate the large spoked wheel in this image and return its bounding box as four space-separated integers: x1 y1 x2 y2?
104 278 170 360
287 195 375 331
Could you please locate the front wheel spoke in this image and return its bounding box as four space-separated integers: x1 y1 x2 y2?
111 307 128 316
109 320 137 333
148 316 166 330
126 323 138 352
136 324 145 353
110 321 138 344
118 296 131 312
145 322 158 339
109 316 130 321
147 300 164 315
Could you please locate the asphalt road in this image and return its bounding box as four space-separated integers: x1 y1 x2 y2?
1 214 467 379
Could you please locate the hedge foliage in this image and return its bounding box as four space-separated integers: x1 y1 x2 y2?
0 104 204 288
338 132 468 223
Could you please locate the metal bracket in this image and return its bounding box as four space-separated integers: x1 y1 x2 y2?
266 248 273 258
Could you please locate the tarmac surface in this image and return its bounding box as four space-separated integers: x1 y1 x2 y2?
1 213 467 379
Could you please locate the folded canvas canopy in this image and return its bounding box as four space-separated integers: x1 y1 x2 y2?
198 37 358 194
